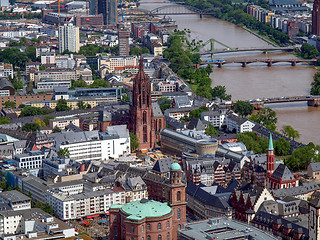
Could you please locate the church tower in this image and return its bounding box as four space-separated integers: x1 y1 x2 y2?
313 0 320 35
266 133 275 176
167 163 187 240
130 57 155 151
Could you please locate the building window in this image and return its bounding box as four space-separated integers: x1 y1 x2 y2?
147 236 151 240
177 208 181 219
177 191 181 201
147 224 151 231
143 125 148 143
114 215 117 222
158 235 162 240
167 233 170 240
159 119 162 131
178 224 181 230
131 226 134 233
167 221 169 228
158 223 161 230
142 225 144 233
143 111 147 124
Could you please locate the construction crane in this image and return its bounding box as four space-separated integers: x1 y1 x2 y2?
191 38 234 59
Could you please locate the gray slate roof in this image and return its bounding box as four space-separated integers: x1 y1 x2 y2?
271 164 295 181
309 162 320 172
152 157 174 173
0 190 31 203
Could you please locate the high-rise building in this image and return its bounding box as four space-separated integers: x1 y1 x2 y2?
118 27 130 56
312 0 320 35
97 0 117 25
58 23 80 53
88 0 98 15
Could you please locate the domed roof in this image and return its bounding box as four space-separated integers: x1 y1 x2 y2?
120 199 172 220
170 162 181 171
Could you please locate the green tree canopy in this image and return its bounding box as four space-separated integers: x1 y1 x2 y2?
4 101 16 108
281 125 300 141
299 43 319 59
157 97 171 113
233 100 254 117
249 107 277 131
130 132 139 152
22 123 40 132
311 71 320 95
56 99 71 112
211 85 231 100
57 148 70 158
0 117 10 125
20 107 53 117
204 124 218 136
274 137 290 156
237 132 268 154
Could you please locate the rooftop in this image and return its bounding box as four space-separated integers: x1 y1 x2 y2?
179 218 277 240
111 199 172 220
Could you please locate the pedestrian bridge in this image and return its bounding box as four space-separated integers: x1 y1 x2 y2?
199 47 295 55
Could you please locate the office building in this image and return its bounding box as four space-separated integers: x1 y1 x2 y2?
98 0 117 25
58 23 80 53
118 27 130 56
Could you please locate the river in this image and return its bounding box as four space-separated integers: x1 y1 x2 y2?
139 0 319 145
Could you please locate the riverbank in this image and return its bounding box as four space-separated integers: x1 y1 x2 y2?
241 26 278 47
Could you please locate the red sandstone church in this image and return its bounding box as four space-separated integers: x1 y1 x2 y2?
266 134 299 189
129 57 166 151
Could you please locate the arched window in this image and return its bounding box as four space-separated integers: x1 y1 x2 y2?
177 208 181 219
167 221 170 228
147 224 151 231
143 111 147 124
143 126 148 143
159 119 162 131
167 232 170 240
158 235 162 240
147 236 151 240
158 223 161 230
178 224 181 230
177 191 181 201
142 225 144 233
143 91 146 105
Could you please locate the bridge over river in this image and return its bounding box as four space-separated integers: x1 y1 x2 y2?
249 96 320 109
201 58 316 67
199 47 295 55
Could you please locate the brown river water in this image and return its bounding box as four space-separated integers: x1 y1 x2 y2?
139 0 320 144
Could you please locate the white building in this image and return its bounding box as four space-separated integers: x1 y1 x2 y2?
52 126 130 162
0 190 31 211
13 151 44 170
201 110 226 128
226 113 255 133
98 56 138 73
0 208 75 238
58 23 80 53
0 63 13 78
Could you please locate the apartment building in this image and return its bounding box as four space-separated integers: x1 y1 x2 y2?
201 110 226 128
37 79 71 90
58 23 80 53
0 190 31 211
98 56 138 72
0 63 13 78
13 151 45 170
49 116 80 129
46 188 126 220
33 68 77 83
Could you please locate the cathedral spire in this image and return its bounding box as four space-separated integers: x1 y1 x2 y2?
268 133 274 151
139 54 144 71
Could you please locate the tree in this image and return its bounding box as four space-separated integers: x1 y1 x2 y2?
34 201 43 209
56 99 71 111
77 101 87 110
237 132 268 154
205 124 218 136
22 123 40 132
211 85 231 100
20 107 53 117
52 126 61 133
233 100 254 117
274 138 290 156
189 106 209 119
130 132 139 152
0 117 10 125
33 117 45 127
311 72 320 95
57 148 70 158
205 64 213 75
158 97 171 113
43 203 54 215
300 43 319 59
43 115 55 126
70 79 87 89
4 101 16 108
13 185 21 192
281 125 300 141
89 78 110 88
249 107 277 131
285 143 320 171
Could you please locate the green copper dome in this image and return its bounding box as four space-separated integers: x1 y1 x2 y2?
119 199 172 220
170 162 181 171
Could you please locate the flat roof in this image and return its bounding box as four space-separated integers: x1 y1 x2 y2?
179 218 278 240
0 190 31 203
